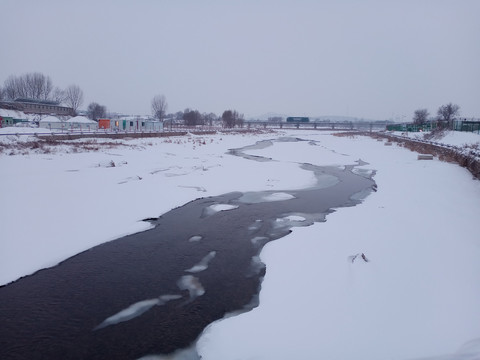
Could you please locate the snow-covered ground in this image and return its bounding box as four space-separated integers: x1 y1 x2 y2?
1 128 479 360
393 129 480 148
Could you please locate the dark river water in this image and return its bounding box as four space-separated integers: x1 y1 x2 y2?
0 137 375 359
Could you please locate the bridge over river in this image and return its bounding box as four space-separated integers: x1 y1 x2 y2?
243 120 390 131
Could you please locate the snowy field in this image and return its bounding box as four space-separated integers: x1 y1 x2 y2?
1 129 480 360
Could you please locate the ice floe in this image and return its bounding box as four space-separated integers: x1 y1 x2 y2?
185 251 216 273
94 294 182 330
262 192 295 201
251 236 268 246
177 275 205 300
204 203 239 216
188 235 203 242
238 191 296 204
209 204 238 212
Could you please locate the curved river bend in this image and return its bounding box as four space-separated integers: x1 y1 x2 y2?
0 137 375 359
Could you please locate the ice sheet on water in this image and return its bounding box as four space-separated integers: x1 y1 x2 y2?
314 173 341 188
350 187 374 201
352 167 375 178
279 215 306 222
273 214 309 228
269 213 326 237
185 251 216 273
238 191 295 204
263 192 295 201
210 204 238 211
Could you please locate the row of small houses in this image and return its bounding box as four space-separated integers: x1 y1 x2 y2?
0 110 100 131
0 110 163 132
36 116 163 132
39 117 163 132
0 98 164 132
97 118 163 132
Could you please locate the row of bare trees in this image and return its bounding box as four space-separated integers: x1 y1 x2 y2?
413 103 461 128
150 94 243 128
2 73 60 102
0 72 86 114
222 110 244 128
0 72 112 121
2 74 245 126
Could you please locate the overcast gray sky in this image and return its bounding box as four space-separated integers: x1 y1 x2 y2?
1 0 479 120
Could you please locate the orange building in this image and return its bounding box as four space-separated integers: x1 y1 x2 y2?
98 119 111 129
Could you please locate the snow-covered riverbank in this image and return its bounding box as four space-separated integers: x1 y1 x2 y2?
1 129 479 359
198 131 480 360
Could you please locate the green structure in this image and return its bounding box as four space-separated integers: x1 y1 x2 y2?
454 120 480 133
386 123 435 132
387 120 480 133
0 116 14 127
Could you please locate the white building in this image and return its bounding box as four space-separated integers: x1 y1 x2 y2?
65 116 98 131
39 116 65 130
118 117 162 132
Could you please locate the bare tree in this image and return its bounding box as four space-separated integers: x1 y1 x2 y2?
151 94 168 121
63 85 84 113
87 102 107 120
203 112 218 126
437 103 460 129
3 75 25 100
52 87 66 103
222 110 234 128
27 73 53 100
222 110 244 128
0 86 4 101
3 72 54 101
413 109 429 125
175 111 184 120
183 109 203 126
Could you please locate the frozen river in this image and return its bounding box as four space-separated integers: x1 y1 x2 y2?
0 138 375 359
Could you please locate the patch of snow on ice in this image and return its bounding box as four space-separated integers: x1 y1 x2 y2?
248 219 263 231
237 191 296 204
207 204 238 214
188 235 203 242
94 294 182 330
262 192 295 202
282 215 306 222
247 255 266 277
95 296 172 330
185 251 217 273
251 236 268 245
177 275 205 300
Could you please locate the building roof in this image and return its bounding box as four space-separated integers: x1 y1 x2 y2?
39 116 62 123
14 98 60 106
0 108 28 119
